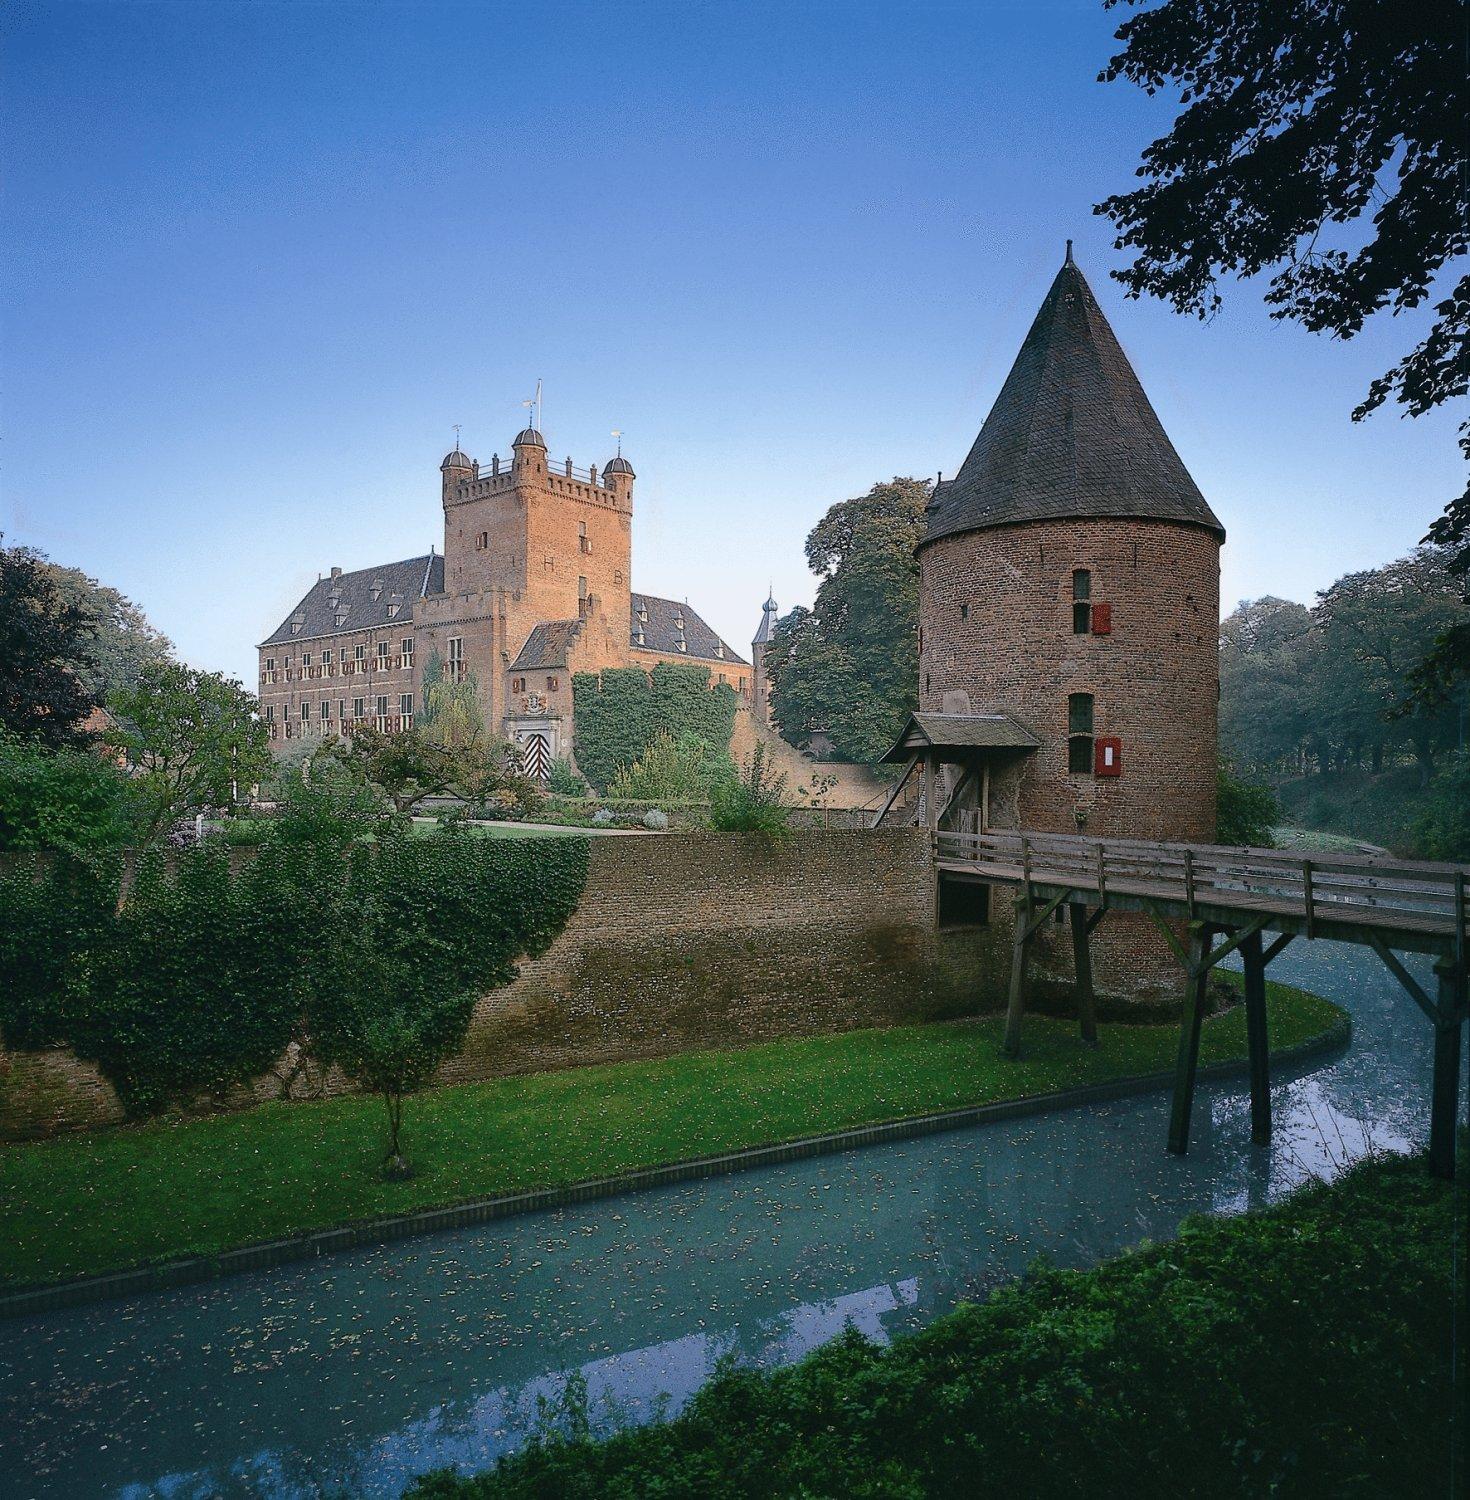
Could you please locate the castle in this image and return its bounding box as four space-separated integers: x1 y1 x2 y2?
258 426 752 777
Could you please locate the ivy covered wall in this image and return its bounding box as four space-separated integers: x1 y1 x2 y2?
571 663 738 792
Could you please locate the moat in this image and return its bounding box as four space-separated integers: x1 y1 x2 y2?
0 941 1444 1499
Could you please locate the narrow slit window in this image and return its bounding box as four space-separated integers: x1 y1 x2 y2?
1071 569 1092 633
1068 692 1094 773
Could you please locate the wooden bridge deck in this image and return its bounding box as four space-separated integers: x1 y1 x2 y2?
933 828 1468 1177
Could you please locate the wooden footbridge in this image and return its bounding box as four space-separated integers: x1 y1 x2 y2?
935 829 1469 1178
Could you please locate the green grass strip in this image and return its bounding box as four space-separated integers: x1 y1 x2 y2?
0 977 1341 1289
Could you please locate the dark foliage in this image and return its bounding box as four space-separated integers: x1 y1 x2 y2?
411 1153 1453 1498
1215 759 1278 846
766 478 929 765
0 540 101 749
572 663 737 793
0 832 589 1119
0 731 137 851
1097 0 1469 694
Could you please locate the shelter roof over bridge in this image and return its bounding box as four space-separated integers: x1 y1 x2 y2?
880 711 1040 763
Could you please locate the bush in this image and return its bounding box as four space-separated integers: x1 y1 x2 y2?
0 832 590 1121
642 808 669 831
572 663 737 793
607 730 733 802
0 732 137 851
709 743 791 836
409 1152 1453 1498
1216 758 1279 846
1415 749 1470 859
546 758 588 797
270 756 401 849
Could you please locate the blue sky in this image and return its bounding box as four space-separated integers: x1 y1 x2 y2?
5 0 1461 685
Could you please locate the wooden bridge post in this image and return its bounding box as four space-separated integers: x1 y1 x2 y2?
1428 961 1464 1181
1167 923 1214 1155
1003 896 1030 1057
1240 928 1271 1146
1069 903 1098 1046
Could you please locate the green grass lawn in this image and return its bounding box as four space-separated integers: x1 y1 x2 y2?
0 978 1342 1290
409 819 588 838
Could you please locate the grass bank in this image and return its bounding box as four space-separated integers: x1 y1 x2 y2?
0 978 1341 1290
410 1149 1455 1499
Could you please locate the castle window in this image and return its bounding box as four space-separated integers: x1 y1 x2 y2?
339 700 347 721
377 641 390 669
960 603 969 620
300 702 310 723
1068 692 1094 773
354 644 367 669
1072 570 1092 633
320 700 330 720
401 637 414 666
579 521 591 555
512 676 526 693
339 647 348 663
264 704 274 722
447 637 465 680
546 675 559 691
375 694 389 731
400 693 414 727
320 651 331 666
477 531 489 550
352 697 365 720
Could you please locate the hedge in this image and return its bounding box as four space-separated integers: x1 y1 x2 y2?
572 663 737 792
409 1151 1455 1498
0 832 590 1116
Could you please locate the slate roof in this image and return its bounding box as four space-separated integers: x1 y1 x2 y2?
511 620 582 671
880 711 1041 763
631 593 747 665
260 553 443 646
752 592 779 647
922 256 1224 549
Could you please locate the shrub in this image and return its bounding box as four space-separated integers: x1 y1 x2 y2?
546 758 588 797
607 730 732 802
0 731 137 851
1216 758 1279 846
269 755 401 849
0 832 590 1126
642 808 669 831
592 808 614 826
1415 749 1470 859
572 663 737 792
709 743 791 836
409 1153 1453 1498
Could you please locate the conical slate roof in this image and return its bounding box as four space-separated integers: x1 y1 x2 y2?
922 255 1224 548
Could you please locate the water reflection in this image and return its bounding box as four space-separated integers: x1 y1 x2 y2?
0 942 1451 1498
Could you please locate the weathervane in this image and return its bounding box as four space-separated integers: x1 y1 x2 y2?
452 423 462 450
611 428 623 457
522 378 543 434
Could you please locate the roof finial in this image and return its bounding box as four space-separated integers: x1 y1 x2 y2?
452 423 462 451
611 428 622 457
1065 239 1074 265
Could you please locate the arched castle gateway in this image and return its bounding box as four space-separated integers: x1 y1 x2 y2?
887 247 1224 1000
256 425 752 774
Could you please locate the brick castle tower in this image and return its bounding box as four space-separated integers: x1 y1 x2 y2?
918 245 1223 844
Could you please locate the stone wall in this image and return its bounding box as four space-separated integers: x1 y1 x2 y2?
0 830 1007 1142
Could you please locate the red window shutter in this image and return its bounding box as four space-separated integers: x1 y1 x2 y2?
1091 601 1112 635
1095 737 1123 777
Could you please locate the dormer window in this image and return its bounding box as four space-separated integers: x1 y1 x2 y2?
635 627 646 646
674 612 685 631
637 602 648 623
335 610 348 627
676 637 687 653
715 642 724 659
370 578 383 601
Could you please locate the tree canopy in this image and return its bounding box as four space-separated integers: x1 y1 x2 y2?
40 560 174 700
766 477 929 765
0 541 101 749
1220 546 1462 784
1097 0 1468 687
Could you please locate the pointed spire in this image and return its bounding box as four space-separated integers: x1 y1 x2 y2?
923 254 1223 547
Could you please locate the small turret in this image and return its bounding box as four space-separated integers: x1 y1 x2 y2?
751 588 778 720
602 450 634 503
441 444 475 504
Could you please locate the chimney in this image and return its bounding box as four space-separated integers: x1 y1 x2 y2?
330 566 342 580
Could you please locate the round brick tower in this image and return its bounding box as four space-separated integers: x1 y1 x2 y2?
916 249 1224 1005
918 247 1223 845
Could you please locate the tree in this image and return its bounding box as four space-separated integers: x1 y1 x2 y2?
40 561 173 699
0 731 136 851
606 729 733 802
269 751 401 849
1216 759 1279 846
766 478 930 764
327 726 463 815
109 662 271 839
1097 0 1469 690
0 540 100 749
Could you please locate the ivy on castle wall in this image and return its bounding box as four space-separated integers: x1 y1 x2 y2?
572 663 738 793
0 833 590 1117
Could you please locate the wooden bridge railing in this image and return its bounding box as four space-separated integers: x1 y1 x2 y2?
932 827 1468 1178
